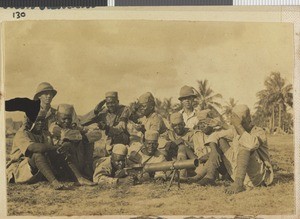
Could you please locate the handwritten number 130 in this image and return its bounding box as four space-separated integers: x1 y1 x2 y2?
13 12 26 19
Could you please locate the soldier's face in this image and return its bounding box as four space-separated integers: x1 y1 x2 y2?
172 122 185 136
57 113 72 129
145 140 158 155
106 97 119 113
242 112 252 132
139 102 154 117
111 153 126 170
39 91 54 105
198 122 213 135
180 96 194 110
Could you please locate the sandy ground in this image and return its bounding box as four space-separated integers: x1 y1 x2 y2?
6 134 295 216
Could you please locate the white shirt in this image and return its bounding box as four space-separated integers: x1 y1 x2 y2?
180 109 199 130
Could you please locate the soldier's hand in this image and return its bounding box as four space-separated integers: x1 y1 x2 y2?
135 124 145 133
49 124 62 137
198 154 210 164
98 121 108 130
94 99 106 115
115 169 128 178
173 138 184 146
57 142 72 154
230 112 242 127
117 176 136 185
154 177 165 184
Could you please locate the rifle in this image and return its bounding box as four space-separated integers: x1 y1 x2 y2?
124 159 199 190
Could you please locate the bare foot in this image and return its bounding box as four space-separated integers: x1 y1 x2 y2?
78 177 96 186
225 182 245 194
50 180 67 190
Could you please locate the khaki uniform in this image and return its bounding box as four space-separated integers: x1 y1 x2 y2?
166 129 210 159
81 105 131 155
49 122 100 176
23 106 57 131
179 109 199 130
206 126 274 187
138 112 167 134
6 127 53 183
128 147 167 179
138 112 168 149
93 156 118 185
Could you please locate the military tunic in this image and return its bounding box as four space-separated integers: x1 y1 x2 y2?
205 126 274 187
6 128 53 183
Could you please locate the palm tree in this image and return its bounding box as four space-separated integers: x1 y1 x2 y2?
155 97 179 119
223 97 238 116
256 72 293 133
195 79 223 111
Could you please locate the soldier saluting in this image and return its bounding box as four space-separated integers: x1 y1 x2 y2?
80 91 131 156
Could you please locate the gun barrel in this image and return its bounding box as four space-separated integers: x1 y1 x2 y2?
143 159 199 172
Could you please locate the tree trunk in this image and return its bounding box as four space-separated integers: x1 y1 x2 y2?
278 104 282 132
272 105 275 132
269 117 272 132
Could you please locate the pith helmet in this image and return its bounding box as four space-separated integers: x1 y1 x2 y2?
33 82 57 100
178 85 196 100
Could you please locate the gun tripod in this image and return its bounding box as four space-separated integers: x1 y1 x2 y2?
167 168 181 191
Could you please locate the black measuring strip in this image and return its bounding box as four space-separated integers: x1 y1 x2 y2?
0 0 107 8
115 0 233 6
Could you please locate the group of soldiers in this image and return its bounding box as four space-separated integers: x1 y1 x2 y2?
6 82 274 194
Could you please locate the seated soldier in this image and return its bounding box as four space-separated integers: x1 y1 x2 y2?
164 112 223 180
199 105 274 194
93 144 136 186
127 130 167 182
7 114 68 190
49 104 101 186
189 109 230 181
80 92 131 157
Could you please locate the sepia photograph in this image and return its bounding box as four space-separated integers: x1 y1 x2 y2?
3 19 295 216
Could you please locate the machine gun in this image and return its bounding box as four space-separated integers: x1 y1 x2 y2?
124 159 199 190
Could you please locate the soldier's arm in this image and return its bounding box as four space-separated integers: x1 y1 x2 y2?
149 115 162 133
204 129 234 146
27 143 55 154
238 127 266 151
93 166 118 185
106 106 131 135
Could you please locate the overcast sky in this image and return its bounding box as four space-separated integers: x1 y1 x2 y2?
4 20 294 121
